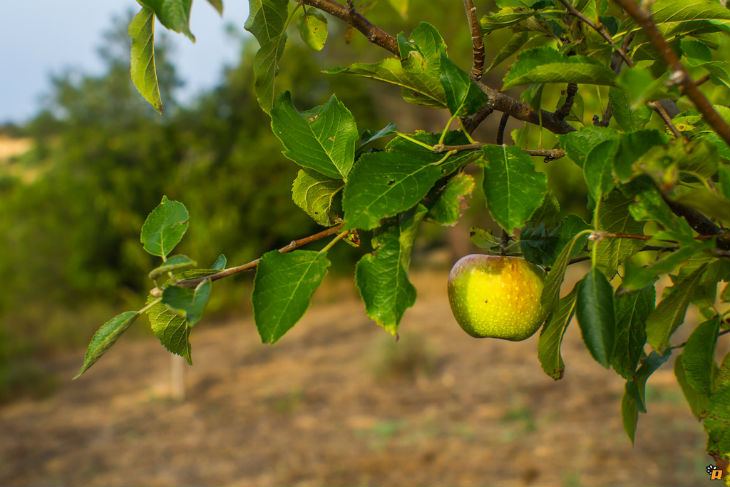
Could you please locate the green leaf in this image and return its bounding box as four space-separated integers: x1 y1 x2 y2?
245 0 289 112
75 311 138 378
558 126 618 167
584 139 618 201
502 47 616 89
719 166 730 200
148 254 197 280
252 250 330 344
211 254 227 270
146 298 191 363
676 188 730 227
128 7 163 114
480 145 548 233
621 385 640 444
292 169 343 226
162 279 212 327
609 87 651 132
140 195 189 258
645 264 706 351
206 0 223 15
719 352 730 389
538 286 578 380
621 0 730 36
271 92 358 179
439 53 488 116
594 190 645 277
626 350 672 412
358 123 397 152
541 229 591 315
682 317 720 395
342 149 442 230
470 227 501 250
680 39 712 65
245 0 288 46
612 286 654 379
327 58 446 108
675 354 711 419
252 33 288 113
520 213 589 268
615 67 672 110
628 181 694 240
486 31 530 72
700 61 730 91
576 268 616 368
139 0 194 40
327 23 446 108
425 173 475 226
704 386 730 459
298 9 327 51
356 206 425 334
614 130 667 181
622 240 714 291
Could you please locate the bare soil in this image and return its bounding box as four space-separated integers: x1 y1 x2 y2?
0 266 720 486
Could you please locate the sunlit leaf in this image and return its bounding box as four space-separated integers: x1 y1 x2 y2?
140 195 189 258
128 7 163 114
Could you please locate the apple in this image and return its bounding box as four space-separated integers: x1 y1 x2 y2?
447 255 547 340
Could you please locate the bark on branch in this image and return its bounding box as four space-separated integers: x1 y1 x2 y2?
463 0 485 80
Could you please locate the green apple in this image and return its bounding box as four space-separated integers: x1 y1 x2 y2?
447 255 547 340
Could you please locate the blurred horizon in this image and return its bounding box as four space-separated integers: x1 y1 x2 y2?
0 0 250 124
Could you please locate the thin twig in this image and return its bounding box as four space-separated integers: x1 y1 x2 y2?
432 141 565 161
558 0 634 67
497 113 509 145
173 224 345 288
613 0 730 146
524 148 566 161
463 0 485 80
649 101 684 140
463 104 494 134
555 83 578 121
670 327 730 351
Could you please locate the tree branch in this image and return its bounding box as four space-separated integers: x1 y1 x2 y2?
477 81 577 134
171 224 345 288
497 113 509 144
612 0 730 147
555 83 578 121
558 0 634 67
648 100 684 140
463 0 485 80
303 0 576 135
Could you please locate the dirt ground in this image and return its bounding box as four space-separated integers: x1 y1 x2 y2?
0 265 722 486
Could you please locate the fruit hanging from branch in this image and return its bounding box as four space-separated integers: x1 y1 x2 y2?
447 255 546 341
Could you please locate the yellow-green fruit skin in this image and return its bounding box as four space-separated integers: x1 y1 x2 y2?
448 255 547 341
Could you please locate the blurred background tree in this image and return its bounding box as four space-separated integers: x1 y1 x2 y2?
0 0 587 401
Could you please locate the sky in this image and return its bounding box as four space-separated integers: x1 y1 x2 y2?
1 1 250 124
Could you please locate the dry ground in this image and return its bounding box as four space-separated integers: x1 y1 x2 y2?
0 265 722 486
